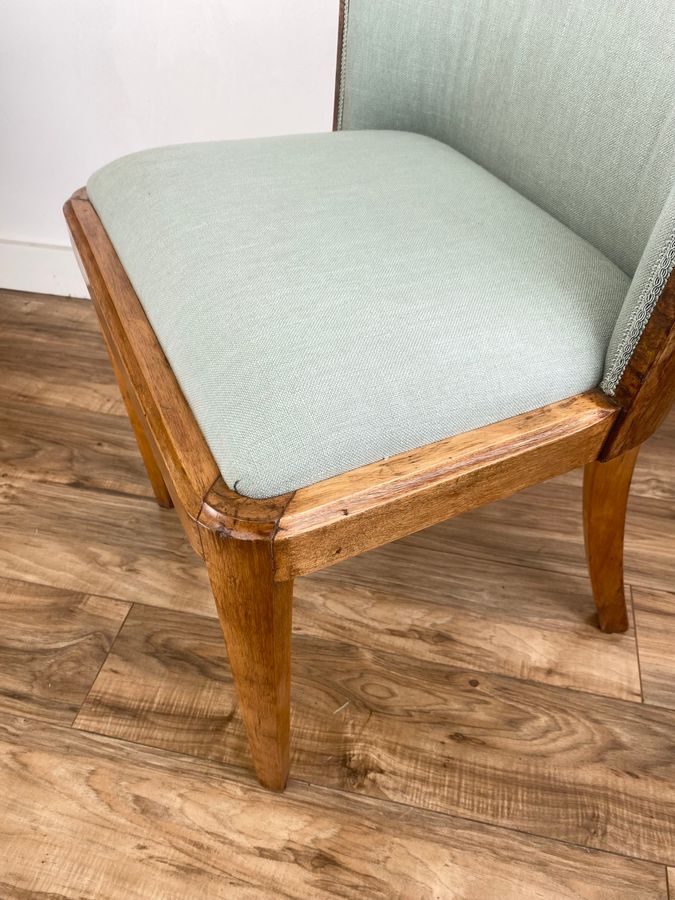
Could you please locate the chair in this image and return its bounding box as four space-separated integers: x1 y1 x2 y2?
64 0 675 791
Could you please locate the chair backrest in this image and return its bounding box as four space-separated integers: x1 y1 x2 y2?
336 0 675 393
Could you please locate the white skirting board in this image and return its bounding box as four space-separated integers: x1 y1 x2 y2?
0 239 89 299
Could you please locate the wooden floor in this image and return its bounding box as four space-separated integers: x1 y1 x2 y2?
0 288 674 899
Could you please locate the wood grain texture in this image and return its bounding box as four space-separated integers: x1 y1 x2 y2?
198 476 293 540
65 195 219 521
201 527 293 791
601 269 675 459
629 411 675 502
0 576 129 723
66 198 292 559
0 476 213 616
2 713 666 900
76 603 675 864
65 193 624 592
0 398 153 498
73 604 237 759
3 288 675 891
67 198 210 559
106 344 173 508
93 305 205 557
0 290 123 415
416 469 675 599
633 587 675 710
296 551 642 702
583 449 640 633
63 196 640 793
0 287 100 329
0 291 649 701
275 393 618 580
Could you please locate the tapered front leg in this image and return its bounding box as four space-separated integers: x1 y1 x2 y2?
201 527 292 791
583 447 640 633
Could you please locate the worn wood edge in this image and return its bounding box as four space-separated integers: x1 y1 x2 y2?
62 190 624 575
274 392 619 580
105 340 204 555
64 191 219 522
199 393 617 555
64 190 297 550
601 270 675 459
197 478 294 541
280 392 617 532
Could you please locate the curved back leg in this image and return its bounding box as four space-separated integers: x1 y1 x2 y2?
583 447 640 633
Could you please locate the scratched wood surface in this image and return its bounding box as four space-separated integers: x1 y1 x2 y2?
0 290 673 897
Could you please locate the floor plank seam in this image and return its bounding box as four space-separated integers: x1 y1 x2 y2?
298 779 675 871
69 601 134 727
5 468 157 505
409 537 674 602
629 583 647 704
2 290 674 895
0 396 130 423
4 565 655 708
48 711 675 870
73 609 649 707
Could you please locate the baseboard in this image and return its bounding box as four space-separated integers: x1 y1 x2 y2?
0 238 88 298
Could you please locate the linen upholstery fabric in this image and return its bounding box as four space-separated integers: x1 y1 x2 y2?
339 0 675 392
88 131 629 498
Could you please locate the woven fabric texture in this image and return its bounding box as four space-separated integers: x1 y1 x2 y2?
88 131 628 497
339 0 675 391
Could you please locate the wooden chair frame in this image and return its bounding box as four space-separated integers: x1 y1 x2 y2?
64 30 675 791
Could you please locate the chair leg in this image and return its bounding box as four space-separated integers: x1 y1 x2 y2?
582 447 640 633
201 527 292 791
109 353 173 508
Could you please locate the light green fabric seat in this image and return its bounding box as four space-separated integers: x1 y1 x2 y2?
88 131 629 498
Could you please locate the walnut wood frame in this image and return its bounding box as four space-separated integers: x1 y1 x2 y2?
64 35 675 788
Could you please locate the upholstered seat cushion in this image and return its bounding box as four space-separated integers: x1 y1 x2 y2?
87 130 629 498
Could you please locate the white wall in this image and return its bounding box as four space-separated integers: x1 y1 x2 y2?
0 0 339 297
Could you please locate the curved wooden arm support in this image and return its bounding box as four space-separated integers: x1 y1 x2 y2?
600 271 675 460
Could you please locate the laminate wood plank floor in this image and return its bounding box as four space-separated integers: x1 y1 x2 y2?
0 289 673 898
0 397 153 497
0 576 129 723
632 586 675 710
1 714 667 900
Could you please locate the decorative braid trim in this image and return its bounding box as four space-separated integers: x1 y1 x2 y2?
601 227 675 394
336 0 351 130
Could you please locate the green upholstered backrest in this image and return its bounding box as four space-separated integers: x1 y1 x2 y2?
337 0 675 392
